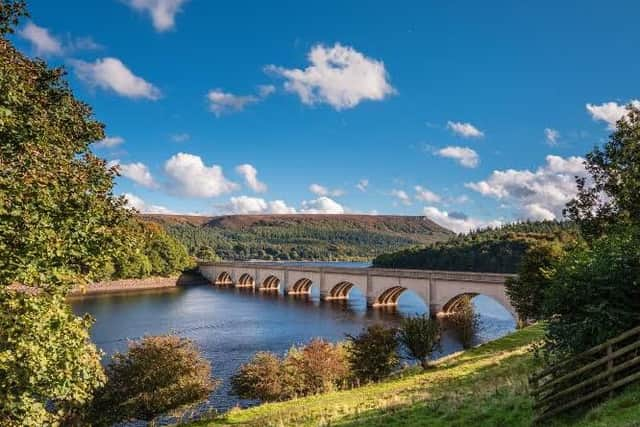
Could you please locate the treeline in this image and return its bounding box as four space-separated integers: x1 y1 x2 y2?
372 220 579 273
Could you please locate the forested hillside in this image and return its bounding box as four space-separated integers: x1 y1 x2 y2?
373 220 580 273
143 214 453 261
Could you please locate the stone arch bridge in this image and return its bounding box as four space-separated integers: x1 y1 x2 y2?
198 262 517 320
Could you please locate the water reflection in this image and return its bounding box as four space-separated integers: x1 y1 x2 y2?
71 279 515 412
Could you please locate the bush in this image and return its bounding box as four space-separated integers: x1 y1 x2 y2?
89 335 215 425
0 290 105 425
541 226 640 357
447 296 480 349
346 325 399 383
505 242 565 324
397 314 441 369
231 351 284 402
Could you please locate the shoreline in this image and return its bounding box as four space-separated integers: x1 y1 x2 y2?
68 272 208 297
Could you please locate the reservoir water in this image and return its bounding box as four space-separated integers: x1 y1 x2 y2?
70 262 516 413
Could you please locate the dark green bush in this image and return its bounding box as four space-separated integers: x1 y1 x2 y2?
346 325 399 383
397 314 441 369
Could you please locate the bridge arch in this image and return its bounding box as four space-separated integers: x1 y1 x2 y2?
439 292 517 321
372 286 407 306
260 275 280 291
237 273 255 288
214 271 233 286
325 281 358 300
288 278 313 295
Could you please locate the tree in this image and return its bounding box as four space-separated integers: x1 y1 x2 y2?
565 105 640 240
196 245 220 262
505 242 565 325
0 290 105 425
397 314 441 369
89 335 216 425
231 352 285 402
447 296 480 349
346 325 399 383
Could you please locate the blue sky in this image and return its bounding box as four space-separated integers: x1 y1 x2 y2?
12 1 640 232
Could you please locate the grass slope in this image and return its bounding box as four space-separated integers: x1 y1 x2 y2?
190 325 640 427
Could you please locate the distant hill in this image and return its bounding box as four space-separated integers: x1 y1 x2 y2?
142 214 454 262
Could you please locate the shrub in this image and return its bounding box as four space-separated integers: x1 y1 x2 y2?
541 226 640 357
0 290 105 425
447 296 480 349
505 242 565 325
231 352 284 402
397 314 441 369
89 335 215 425
346 325 399 383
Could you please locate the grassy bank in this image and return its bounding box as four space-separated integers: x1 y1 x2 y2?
189 324 640 426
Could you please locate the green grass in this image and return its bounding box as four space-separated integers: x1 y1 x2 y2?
188 325 640 427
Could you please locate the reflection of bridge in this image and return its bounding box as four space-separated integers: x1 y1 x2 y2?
198 262 518 320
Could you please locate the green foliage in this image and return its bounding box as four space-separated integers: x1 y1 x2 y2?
566 105 640 240
505 242 565 323
0 289 105 425
231 339 351 402
541 226 640 357
397 314 441 369
89 335 216 425
196 245 221 262
373 220 578 273
446 296 480 349
346 325 400 383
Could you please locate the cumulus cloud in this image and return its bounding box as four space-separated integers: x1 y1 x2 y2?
125 0 187 32
217 196 296 215
123 193 173 214
18 22 63 56
112 161 157 188
236 164 267 193
356 179 369 192
93 136 124 148
414 185 441 203
207 90 258 116
446 121 484 138
466 155 587 221
300 196 345 214
436 146 479 168
586 100 640 129
544 128 560 145
423 206 501 234
164 152 238 198
267 43 394 110
258 84 276 97
72 57 161 100
309 183 344 197
391 189 412 206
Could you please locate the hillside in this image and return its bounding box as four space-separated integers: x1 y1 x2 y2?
373 220 580 273
142 214 454 261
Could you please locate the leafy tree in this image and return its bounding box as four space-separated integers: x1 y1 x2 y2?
541 225 640 357
196 245 220 262
346 325 399 383
397 314 441 369
446 296 480 349
505 242 565 325
0 290 105 425
89 335 216 425
231 352 285 402
565 105 640 240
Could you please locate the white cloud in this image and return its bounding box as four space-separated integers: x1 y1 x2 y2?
446 121 484 138
436 146 479 168
423 206 501 234
391 189 412 206
125 0 187 32
267 43 394 110
258 84 276 97
586 100 640 129
218 196 296 215
356 179 369 192
171 133 190 142
164 152 238 198
544 128 560 145
113 161 156 188
235 164 267 193
309 183 344 197
123 193 173 214
72 57 161 100
466 155 587 221
207 90 258 116
300 196 345 214
93 136 124 148
19 22 63 56
414 185 441 203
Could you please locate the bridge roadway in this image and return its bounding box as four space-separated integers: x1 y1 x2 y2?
198 262 517 320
